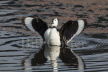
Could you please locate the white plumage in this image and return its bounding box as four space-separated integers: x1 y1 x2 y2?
76 20 85 35
48 28 61 45
24 17 36 32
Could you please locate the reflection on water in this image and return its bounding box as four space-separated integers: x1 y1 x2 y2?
0 31 108 72
23 44 84 72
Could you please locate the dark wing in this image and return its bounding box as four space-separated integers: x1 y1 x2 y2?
59 20 85 44
22 17 48 40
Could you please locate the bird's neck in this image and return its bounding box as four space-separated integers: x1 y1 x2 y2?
51 23 58 27
49 24 57 28
51 26 56 28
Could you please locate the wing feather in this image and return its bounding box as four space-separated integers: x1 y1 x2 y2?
22 17 48 40
59 20 85 44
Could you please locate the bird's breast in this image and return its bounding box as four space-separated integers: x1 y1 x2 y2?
44 28 61 46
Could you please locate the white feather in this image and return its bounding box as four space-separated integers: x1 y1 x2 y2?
75 20 84 35
44 28 61 46
44 28 51 44
51 18 58 27
48 28 61 46
24 17 36 32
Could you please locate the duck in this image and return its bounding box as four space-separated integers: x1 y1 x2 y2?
22 17 86 46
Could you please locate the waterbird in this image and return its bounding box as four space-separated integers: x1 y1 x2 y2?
22 17 86 46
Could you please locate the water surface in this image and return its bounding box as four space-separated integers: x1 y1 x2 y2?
0 0 108 72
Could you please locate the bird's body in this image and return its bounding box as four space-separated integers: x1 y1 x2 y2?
44 28 51 44
22 17 86 46
47 28 61 46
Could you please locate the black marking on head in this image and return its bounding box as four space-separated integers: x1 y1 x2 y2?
52 18 55 22
51 18 57 24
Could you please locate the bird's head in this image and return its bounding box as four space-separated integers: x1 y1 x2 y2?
51 18 58 27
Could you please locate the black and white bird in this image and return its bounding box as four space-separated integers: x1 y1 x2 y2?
22 17 86 46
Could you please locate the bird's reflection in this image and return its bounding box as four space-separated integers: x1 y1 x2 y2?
30 45 85 72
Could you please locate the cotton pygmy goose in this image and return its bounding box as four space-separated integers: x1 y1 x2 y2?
22 17 86 46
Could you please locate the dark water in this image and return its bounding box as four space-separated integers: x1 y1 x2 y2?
0 0 108 72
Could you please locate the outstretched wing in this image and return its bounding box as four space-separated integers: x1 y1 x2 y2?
59 20 86 44
22 17 48 40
